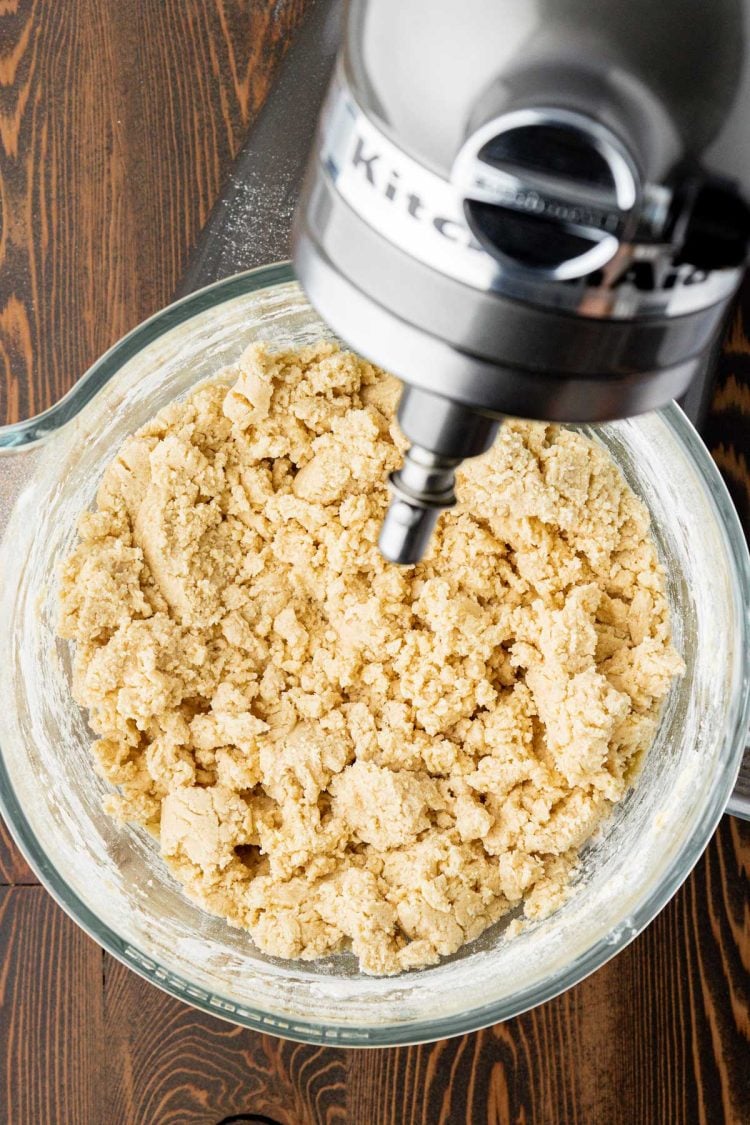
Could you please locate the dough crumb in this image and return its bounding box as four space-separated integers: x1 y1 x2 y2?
58 342 684 974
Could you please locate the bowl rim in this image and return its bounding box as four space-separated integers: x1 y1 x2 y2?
1 261 748 1047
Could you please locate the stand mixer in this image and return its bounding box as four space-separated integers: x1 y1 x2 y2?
292 0 750 564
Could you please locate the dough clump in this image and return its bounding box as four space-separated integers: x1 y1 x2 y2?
58 342 684 974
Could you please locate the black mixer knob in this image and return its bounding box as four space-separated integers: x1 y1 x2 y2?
453 110 640 280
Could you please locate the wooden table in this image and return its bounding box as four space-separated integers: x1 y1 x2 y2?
0 4 748 1122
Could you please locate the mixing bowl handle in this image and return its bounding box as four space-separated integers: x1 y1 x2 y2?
0 372 101 542
0 354 113 453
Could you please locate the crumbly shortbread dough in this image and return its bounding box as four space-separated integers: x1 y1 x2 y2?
58 342 684 974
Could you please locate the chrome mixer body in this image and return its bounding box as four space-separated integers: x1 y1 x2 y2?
293 0 750 563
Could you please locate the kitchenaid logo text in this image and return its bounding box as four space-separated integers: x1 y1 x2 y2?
349 136 483 252
585 260 710 291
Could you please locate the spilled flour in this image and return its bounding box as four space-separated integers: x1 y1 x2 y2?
58 342 684 974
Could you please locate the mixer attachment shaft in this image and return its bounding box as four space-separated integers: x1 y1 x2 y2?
379 387 501 565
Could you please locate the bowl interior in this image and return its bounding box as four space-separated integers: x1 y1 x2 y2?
0 269 747 1045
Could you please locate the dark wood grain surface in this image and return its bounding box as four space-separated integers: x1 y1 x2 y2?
0 3 748 1123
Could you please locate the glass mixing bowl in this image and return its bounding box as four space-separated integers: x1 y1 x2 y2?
0 263 748 1047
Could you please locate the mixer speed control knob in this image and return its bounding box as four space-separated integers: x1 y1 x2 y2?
453 109 640 281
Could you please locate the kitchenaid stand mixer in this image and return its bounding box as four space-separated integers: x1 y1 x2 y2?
292 0 750 566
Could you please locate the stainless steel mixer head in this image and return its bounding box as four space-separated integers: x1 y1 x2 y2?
293 0 750 563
